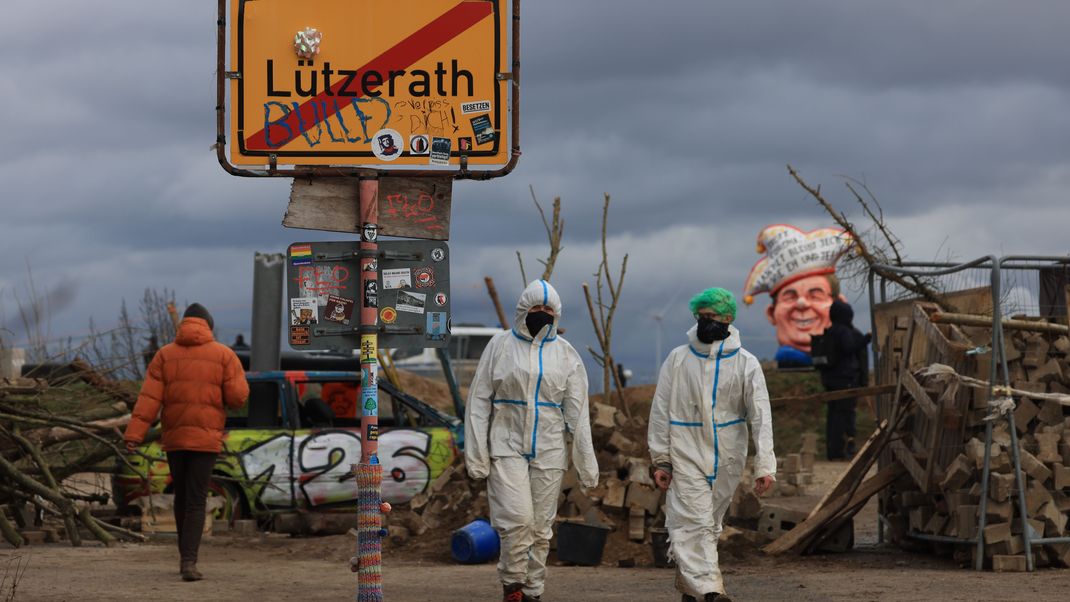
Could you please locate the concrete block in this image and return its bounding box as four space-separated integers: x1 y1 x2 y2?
940 455 973 491
1037 399 1065 427
986 500 1013 522
800 432 819 455
989 473 1015 503
954 505 979 540
1054 464 1070 490
1048 543 1070 567
800 452 816 472
626 458 654 487
965 438 988 469
923 513 949 535
1037 501 1068 536
900 491 929 508
1053 336 1070 355
1033 359 1065 383
1037 433 1063 463
233 519 258 537
757 504 809 539
627 505 645 541
1020 449 1053 483
567 485 594 514
1014 397 1039 433
909 506 934 532
625 483 662 515
592 402 618 429
602 477 627 508
781 454 802 474
1025 480 1054 516
607 431 639 455
984 522 1012 544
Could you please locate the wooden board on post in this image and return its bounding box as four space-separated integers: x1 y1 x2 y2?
284 177 452 240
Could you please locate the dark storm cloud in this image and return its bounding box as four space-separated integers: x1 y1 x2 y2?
2 0 1068 377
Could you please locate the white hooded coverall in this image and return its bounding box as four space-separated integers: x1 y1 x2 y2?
465 280 599 597
648 324 775 597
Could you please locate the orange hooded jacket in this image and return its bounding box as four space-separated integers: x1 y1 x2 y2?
124 317 249 452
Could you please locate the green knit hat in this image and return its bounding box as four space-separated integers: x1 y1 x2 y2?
688 287 737 319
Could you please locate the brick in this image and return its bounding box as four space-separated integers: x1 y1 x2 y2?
984 522 1012 544
799 432 819 455
592 402 618 429
626 458 654 487
800 452 816 472
1004 536 1026 556
1037 501 1068 536
602 477 627 508
1054 464 1070 490
1037 433 1063 463
1053 336 1070 355
625 483 662 515
940 455 973 491
1032 359 1065 383
1036 399 1065 427
954 505 979 540
786 472 813 486
909 506 934 532
628 505 645 541
607 431 639 455
1025 480 1054 515
781 453 802 474
991 425 1012 448
965 437 988 469
923 513 949 535
757 504 809 539
1014 397 1040 433
1020 449 1053 483
989 473 1015 503
986 500 1012 522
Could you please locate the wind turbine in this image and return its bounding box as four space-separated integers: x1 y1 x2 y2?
649 285 684 376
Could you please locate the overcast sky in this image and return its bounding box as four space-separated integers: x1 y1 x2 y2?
2 1 1068 386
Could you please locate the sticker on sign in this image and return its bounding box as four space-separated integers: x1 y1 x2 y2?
460 100 492 114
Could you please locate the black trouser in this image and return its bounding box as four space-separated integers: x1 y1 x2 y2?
826 398 857 460
166 451 217 563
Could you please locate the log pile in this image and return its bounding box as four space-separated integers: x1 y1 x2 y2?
0 362 145 548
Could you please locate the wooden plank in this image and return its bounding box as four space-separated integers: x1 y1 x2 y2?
805 420 888 522
914 304 968 361
771 384 897 404
930 311 1070 335
764 462 905 555
284 177 452 240
901 370 936 418
890 438 927 490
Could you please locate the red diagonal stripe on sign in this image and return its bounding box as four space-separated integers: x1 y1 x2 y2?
245 1 492 151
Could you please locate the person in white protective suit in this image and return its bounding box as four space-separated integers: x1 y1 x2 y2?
465 280 599 602
648 287 776 602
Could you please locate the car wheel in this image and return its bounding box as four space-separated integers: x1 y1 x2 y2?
208 476 246 525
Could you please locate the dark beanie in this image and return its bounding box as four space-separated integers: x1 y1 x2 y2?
183 303 214 330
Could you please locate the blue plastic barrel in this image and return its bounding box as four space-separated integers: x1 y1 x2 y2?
451 518 500 564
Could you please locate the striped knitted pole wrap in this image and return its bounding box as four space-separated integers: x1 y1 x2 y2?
356 462 383 601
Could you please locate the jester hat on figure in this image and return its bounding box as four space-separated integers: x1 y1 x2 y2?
742 225 854 305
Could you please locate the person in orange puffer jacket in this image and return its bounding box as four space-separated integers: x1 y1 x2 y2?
123 303 249 582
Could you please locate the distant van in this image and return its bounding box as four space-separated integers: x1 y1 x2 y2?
390 324 504 388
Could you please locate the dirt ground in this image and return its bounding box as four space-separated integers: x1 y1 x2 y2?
4 534 1069 601
2 463 1064 602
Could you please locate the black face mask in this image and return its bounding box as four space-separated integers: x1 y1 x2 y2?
525 311 555 338
696 317 731 344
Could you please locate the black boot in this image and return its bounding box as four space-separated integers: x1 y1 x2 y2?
682 595 698 602
521 594 541 602
705 593 733 602
503 583 524 602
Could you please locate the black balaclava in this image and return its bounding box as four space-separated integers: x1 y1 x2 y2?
525 310 554 338
696 316 730 344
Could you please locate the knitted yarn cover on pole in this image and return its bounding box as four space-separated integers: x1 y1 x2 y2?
356 462 383 602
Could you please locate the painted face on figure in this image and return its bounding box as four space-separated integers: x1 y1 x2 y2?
765 274 837 353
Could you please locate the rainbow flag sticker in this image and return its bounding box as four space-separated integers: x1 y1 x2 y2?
290 244 313 265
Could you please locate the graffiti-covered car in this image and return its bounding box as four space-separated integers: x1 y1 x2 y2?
113 370 461 522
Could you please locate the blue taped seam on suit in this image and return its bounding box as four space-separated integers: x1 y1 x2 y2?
529 337 547 459
493 399 526 406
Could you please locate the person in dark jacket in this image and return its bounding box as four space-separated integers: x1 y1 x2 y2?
815 300 870 460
